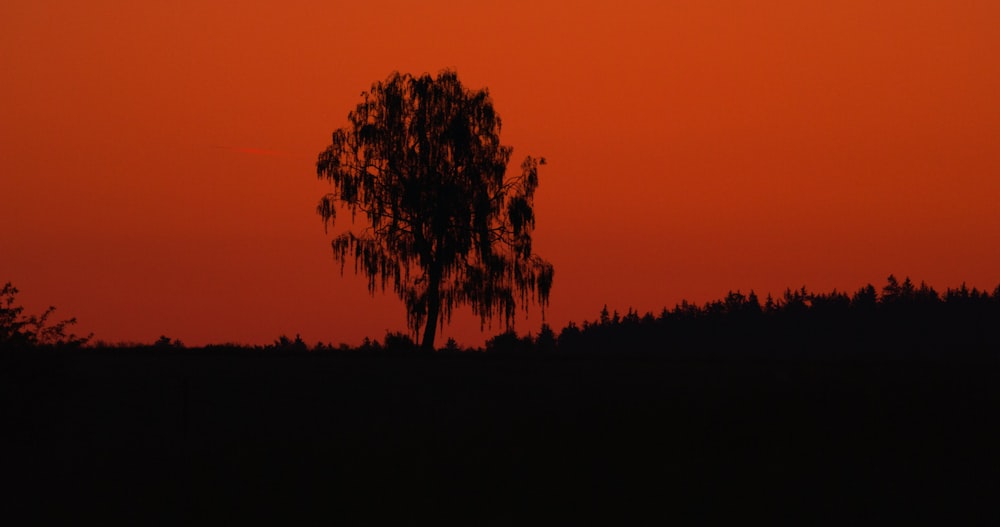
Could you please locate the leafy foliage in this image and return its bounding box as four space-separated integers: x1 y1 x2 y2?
316 70 553 349
0 282 90 349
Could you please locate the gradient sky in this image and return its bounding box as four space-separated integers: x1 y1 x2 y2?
3 1 999 346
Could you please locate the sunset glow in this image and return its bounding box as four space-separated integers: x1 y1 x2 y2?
3 1 998 346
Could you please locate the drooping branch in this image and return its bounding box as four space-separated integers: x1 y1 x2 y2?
315 70 554 346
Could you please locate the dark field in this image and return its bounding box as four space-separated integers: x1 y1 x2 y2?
4 349 999 524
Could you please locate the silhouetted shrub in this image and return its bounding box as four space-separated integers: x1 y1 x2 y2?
486 330 533 354
535 324 557 354
383 331 418 353
0 282 90 349
269 334 308 353
154 335 184 350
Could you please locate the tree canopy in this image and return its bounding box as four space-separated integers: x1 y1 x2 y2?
316 70 554 349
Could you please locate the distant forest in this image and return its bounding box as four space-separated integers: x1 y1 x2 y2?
8 275 995 359
520 275 998 359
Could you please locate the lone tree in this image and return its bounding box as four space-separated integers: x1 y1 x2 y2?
316 70 554 350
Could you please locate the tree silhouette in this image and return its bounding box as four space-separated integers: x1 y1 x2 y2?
0 282 90 349
316 71 554 350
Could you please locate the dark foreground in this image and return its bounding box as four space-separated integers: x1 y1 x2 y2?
3 349 999 524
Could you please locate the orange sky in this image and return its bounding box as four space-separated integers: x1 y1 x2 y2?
3 1 999 346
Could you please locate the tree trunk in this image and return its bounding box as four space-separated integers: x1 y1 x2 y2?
420 267 442 351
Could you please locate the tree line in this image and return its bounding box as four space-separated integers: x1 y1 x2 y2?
513 275 999 359
7 275 994 359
